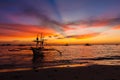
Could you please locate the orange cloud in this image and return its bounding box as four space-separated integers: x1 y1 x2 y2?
0 24 56 41
62 25 76 31
0 24 55 33
112 25 120 30
92 20 109 27
66 33 100 39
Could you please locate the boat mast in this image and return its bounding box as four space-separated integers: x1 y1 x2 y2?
36 34 39 48
34 33 45 48
40 33 44 48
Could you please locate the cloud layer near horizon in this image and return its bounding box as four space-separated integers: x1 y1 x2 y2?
0 17 120 41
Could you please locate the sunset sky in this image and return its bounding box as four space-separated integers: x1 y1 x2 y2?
0 0 120 44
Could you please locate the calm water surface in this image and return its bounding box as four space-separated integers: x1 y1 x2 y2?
0 45 120 72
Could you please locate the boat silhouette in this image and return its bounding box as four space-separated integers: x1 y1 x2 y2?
31 33 62 57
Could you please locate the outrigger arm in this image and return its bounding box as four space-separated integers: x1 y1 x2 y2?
43 48 62 56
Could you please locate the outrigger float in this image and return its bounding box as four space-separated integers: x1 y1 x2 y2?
31 33 62 57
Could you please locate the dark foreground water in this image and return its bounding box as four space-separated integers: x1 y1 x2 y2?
0 45 120 72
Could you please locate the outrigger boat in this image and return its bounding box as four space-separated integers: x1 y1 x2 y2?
31 33 62 57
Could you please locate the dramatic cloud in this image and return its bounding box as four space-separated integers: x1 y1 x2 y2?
0 24 55 38
112 25 120 30
20 4 65 36
66 32 100 39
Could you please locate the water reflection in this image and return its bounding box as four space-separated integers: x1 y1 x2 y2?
0 45 120 70
32 52 44 71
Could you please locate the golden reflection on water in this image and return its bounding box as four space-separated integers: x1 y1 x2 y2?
38 45 120 66
0 45 120 71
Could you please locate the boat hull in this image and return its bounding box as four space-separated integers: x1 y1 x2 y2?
31 47 44 57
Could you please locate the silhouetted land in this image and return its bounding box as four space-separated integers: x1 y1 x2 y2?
0 65 120 80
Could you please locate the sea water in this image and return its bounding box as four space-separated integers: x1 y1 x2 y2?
0 45 120 72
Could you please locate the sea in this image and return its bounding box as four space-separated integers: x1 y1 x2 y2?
0 45 120 72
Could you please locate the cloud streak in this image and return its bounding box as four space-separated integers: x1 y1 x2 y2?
20 4 65 36
66 32 100 39
59 16 120 39
0 24 55 38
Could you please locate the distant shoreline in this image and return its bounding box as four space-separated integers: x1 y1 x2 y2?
0 43 120 46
